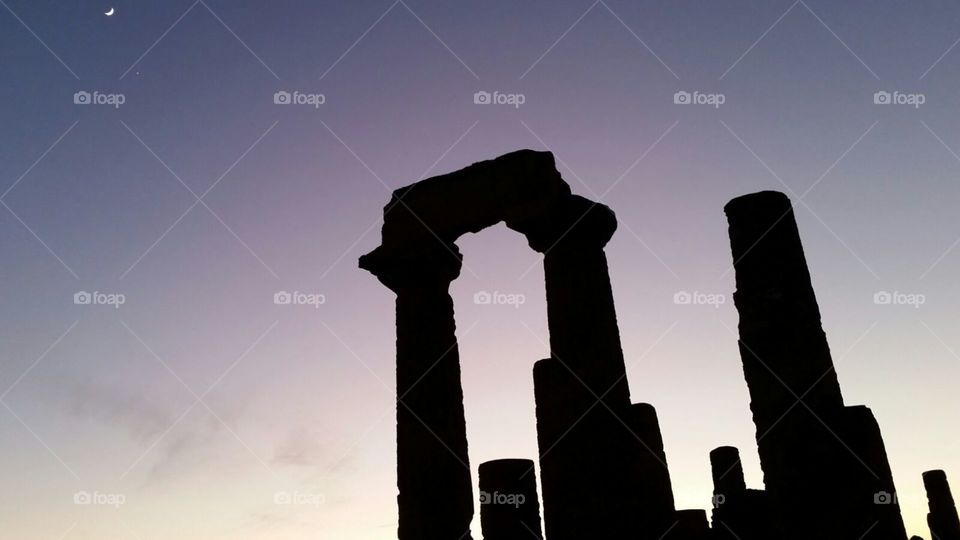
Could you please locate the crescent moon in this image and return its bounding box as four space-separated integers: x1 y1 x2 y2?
105 7 115 16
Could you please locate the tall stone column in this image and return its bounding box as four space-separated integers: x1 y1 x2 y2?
923 470 960 540
725 191 906 540
360 245 474 540
529 195 629 405
726 190 849 537
724 191 844 434
529 196 645 538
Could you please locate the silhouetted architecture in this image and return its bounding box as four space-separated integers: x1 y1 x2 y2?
361 150 675 540
709 446 772 540
478 459 543 540
361 151 945 540
628 402 676 533
725 191 907 540
361 243 473 540
924 470 960 540
675 509 710 540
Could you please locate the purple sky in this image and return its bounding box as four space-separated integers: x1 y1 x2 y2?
1 1 960 538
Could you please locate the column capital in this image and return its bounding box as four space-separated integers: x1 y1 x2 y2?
522 195 617 254
359 242 463 293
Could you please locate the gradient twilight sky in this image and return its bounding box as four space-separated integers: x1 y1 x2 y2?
2 0 960 538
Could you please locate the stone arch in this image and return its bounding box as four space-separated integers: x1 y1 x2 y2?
360 150 671 540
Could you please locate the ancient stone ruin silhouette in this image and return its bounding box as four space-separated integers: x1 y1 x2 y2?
359 150 960 540
924 470 960 540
